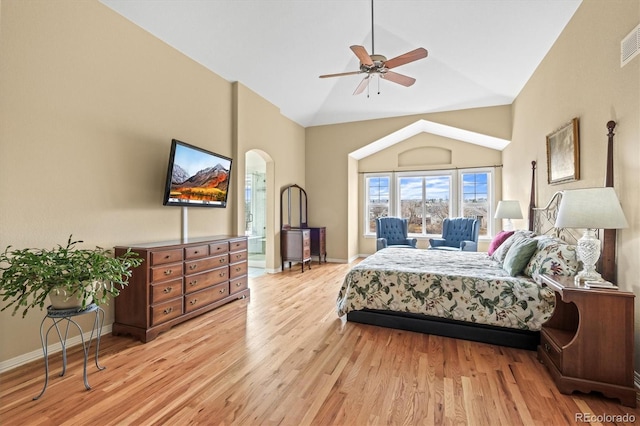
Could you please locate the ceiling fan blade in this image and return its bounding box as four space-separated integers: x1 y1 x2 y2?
319 71 362 78
384 47 428 69
350 45 374 66
353 75 370 95
382 71 416 87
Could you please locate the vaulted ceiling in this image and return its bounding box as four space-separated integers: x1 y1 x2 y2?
101 0 582 128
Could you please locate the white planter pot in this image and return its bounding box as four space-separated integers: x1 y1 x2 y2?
49 286 93 309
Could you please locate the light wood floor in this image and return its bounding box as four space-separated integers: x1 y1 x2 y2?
1 261 638 425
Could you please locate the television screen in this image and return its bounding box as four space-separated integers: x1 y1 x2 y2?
163 139 233 208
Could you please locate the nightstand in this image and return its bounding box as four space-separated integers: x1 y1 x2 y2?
538 274 636 407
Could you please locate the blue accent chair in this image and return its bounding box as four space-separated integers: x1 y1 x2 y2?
429 217 480 251
376 217 418 251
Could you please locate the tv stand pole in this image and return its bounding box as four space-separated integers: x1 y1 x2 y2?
181 206 188 243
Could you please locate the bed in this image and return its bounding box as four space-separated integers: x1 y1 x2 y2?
337 162 582 350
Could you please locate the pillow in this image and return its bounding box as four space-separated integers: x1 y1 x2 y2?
502 237 538 276
525 243 579 283
487 230 514 256
532 234 567 250
490 230 536 264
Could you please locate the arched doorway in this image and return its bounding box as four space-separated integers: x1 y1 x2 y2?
245 151 267 272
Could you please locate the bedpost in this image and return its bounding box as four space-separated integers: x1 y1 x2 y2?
528 161 536 231
600 121 617 282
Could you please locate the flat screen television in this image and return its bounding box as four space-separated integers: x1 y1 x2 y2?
163 139 233 208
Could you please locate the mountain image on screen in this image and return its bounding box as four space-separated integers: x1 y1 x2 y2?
170 163 229 202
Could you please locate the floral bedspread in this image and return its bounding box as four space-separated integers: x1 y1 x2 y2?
337 248 555 331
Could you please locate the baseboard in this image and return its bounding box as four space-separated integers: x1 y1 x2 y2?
0 324 112 374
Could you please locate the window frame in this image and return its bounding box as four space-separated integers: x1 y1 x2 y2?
363 167 495 238
364 172 392 235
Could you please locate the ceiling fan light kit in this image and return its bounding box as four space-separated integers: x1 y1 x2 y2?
319 0 428 96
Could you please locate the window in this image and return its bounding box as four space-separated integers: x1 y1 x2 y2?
364 168 493 237
398 174 452 235
461 172 489 236
365 175 390 234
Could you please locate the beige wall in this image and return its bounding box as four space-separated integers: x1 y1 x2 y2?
305 105 512 261
0 1 304 364
506 0 640 366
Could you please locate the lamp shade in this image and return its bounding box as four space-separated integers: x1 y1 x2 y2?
494 200 523 219
555 187 629 229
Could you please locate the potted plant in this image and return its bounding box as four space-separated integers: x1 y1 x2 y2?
0 235 143 317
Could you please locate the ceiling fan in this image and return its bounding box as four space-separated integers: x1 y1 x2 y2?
319 0 428 96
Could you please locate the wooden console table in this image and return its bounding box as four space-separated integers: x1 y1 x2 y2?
538 274 636 407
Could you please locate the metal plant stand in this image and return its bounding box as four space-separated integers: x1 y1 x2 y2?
34 303 105 400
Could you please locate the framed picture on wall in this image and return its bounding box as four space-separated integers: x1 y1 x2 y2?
546 117 580 184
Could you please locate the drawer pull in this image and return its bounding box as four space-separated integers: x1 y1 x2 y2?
189 280 198 286
219 272 226 277
235 254 241 259
190 299 198 305
164 255 170 259
544 343 551 352
194 250 199 254
164 269 173 275
189 265 197 270
163 287 173 294
235 282 242 287
219 288 226 294
163 307 173 315
219 258 226 263
235 267 242 272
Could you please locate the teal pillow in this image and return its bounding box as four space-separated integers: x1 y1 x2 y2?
503 237 539 276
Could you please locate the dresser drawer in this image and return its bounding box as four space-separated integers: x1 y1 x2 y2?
303 248 311 259
540 331 562 370
184 244 209 260
185 283 229 313
209 242 229 255
184 266 228 293
185 254 228 274
229 276 248 295
229 250 247 263
150 298 183 326
150 278 183 304
229 239 247 251
229 262 248 279
151 249 183 266
151 263 183 283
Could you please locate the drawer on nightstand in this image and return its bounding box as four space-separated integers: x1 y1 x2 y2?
540 331 562 369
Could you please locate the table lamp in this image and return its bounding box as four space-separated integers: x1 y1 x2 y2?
495 200 523 231
554 187 628 283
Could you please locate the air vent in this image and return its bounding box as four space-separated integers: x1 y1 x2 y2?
621 23 640 67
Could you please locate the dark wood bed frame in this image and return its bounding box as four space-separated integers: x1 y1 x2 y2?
348 122 617 351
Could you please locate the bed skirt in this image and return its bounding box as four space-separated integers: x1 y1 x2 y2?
347 309 540 351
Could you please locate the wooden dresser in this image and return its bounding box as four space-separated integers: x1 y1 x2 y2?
281 228 311 272
538 274 636 407
113 236 249 342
